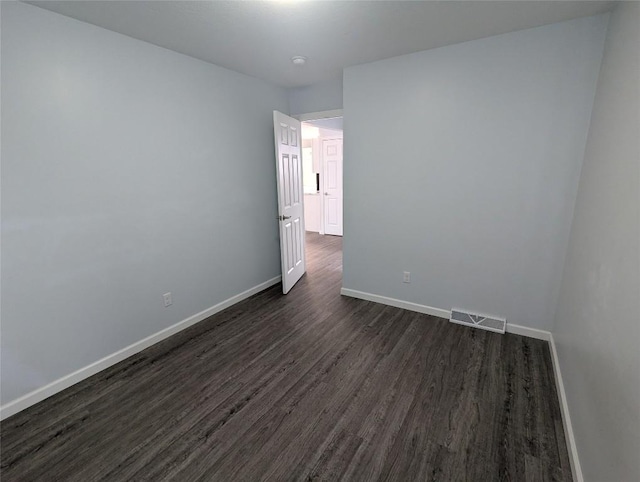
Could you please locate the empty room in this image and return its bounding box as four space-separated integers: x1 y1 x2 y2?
1 1 638 481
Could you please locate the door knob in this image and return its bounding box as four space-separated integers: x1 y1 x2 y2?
278 215 291 221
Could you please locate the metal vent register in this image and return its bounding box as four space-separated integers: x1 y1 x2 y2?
450 308 506 334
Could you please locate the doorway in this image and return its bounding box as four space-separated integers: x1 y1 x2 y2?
300 116 343 237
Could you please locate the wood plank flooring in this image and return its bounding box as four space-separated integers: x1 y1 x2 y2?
1 232 572 481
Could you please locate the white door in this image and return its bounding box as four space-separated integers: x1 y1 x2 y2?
322 138 343 236
273 111 305 294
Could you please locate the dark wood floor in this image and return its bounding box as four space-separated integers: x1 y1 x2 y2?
1 233 571 481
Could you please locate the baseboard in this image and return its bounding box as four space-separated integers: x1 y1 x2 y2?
549 333 583 482
339 288 451 319
340 287 581 480
340 288 550 341
505 323 551 341
0 276 282 421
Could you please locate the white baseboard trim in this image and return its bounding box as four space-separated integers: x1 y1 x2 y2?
340 286 581 480
505 323 551 341
0 276 282 421
548 333 583 482
340 288 451 319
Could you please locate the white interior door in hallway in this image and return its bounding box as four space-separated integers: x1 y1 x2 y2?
273 111 305 294
323 138 343 236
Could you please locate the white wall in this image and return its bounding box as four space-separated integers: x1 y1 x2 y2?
342 15 608 330
0 2 288 404
288 76 343 116
553 3 640 480
303 194 321 233
302 137 321 233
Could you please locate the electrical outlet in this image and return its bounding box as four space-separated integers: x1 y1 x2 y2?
403 271 411 283
163 292 172 307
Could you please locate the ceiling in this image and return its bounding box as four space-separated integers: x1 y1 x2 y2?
306 118 344 132
28 1 614 88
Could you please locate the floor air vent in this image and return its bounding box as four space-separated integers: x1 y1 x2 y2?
450 308 506 334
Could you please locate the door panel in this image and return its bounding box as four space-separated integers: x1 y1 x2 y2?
282 154 291 208
279 124 287 145
327 198 339 225
274 111 305 294
292 154 300 205
289 126 298 147
293 217 302 266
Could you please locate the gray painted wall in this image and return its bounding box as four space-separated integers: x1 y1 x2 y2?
0 2 288 404
288 76 343 116
553 3 640 480
342 15 608 330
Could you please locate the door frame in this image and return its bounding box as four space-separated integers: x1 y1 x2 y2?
295 109 343 123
